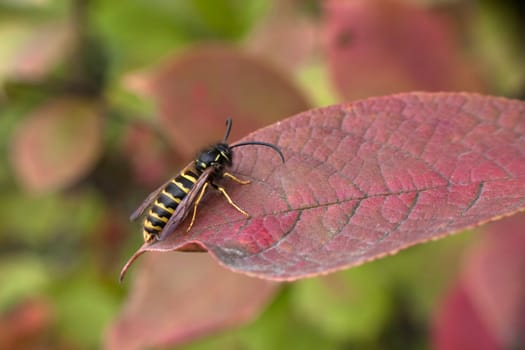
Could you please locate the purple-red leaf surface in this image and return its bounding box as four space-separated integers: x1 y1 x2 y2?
122 92 525 281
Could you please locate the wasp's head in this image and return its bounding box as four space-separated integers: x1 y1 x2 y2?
195 143 233 173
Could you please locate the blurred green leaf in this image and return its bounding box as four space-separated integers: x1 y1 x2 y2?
0 254 50 312
51 273 120 348
92 0 269 73
0 21 37 82
180 289 340 350
92 2 188 72
381 230 474 321
297 62 339 107
291 266 392 342
0 190 104 245
239 289 340 350
472 1 525 95
0 0 68 18
105 82 157 124
187 0 269 39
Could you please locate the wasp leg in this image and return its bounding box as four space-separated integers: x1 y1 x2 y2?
187 182 210 232
214 184 250 217
223 172 250 185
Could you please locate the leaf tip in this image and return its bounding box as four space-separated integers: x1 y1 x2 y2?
119 247 148 283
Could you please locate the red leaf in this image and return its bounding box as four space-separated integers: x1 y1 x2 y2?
107 254 278 350
121 92 525 281
10 97 103 193
323 0 484 100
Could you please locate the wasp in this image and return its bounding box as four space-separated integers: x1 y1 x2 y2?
130 118 285 243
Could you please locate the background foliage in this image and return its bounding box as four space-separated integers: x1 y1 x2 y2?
0 0 524 349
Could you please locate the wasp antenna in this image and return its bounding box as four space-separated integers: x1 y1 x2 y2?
231 141 285 163
223 118 233 142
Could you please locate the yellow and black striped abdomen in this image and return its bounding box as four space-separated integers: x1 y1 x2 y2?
142 169 199 242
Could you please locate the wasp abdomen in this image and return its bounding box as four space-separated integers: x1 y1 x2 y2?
142 169 199 242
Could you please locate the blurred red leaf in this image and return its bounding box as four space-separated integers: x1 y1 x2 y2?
122 92 525 281
0 299 54 350
432 284 500 350
93 208 130 272
121 123 177 187
11 22 74 82
323 0 484 100
108 254 278 350
245 1 318 71
0 21 73 87
462 213 525 346
432 213 525 349
126 45 311 157
10 97 103 193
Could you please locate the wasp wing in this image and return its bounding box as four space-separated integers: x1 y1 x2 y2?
157 166 214 241
129 178 173 221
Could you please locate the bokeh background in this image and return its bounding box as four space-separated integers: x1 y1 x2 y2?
1 0 524 349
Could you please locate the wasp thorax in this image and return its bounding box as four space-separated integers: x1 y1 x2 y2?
195 143 233 172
